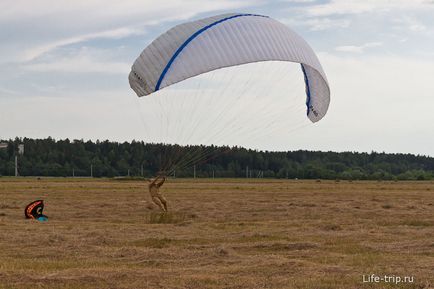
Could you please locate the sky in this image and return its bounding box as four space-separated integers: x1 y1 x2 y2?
1 0 433 156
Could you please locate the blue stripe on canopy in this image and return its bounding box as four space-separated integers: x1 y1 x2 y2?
301 64 312 116
155 13 267 91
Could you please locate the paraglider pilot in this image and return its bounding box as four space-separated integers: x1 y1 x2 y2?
148 174 168 212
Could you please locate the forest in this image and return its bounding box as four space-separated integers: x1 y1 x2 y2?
0 138 433 180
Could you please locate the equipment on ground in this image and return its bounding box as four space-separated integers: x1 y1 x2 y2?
25 200 48 222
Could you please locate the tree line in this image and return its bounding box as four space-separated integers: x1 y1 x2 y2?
0 137 433 180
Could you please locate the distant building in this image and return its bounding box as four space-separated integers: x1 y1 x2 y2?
0 143 7 149
18 144 24 155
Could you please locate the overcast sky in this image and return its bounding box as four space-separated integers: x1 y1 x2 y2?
1 0 433 156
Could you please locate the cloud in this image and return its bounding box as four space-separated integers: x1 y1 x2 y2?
0 0 257 22
24 56 130 74
0 86 20 96
304 17 351 31
308 18 351 30
2 0 262 63
409 23 427 32
305 0 434 16
21 44 131 74
21 27 145 62
282 0 317 2
393 16 428 33
0 92 143 141
335 42 382 53
279 15 351 32
311 52 434 155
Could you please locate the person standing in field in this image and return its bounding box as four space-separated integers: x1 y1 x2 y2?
148 174 168 212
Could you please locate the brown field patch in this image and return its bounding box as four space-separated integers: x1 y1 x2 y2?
0 178 433 288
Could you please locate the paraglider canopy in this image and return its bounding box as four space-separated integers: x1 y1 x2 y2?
128 13 331 173
129 12 330 123
25 200 48 222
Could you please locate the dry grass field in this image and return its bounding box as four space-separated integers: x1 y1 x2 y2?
0 178 433 289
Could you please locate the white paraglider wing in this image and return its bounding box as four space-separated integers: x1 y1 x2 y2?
129 13 330 123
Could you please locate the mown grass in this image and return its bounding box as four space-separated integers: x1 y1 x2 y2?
0 178 433 289
145 211 194 224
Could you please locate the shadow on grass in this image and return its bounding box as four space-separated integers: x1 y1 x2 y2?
145 212 196 224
